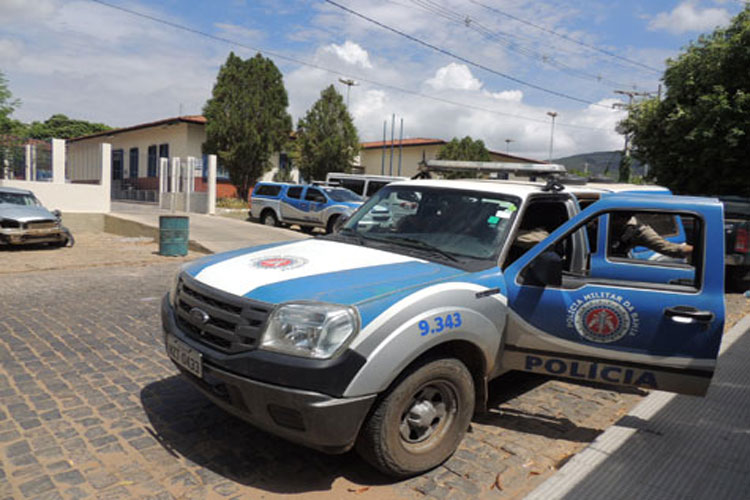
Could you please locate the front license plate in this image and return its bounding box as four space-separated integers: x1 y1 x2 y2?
166 334 203 378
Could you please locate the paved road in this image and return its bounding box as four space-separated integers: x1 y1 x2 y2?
0 255 642 499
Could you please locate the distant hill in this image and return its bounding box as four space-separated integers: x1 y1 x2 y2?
552 151 647 178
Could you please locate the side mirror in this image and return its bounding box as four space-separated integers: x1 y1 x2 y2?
52 209 62 220
524 251 562 287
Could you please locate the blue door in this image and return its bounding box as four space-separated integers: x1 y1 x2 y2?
502 195 725 396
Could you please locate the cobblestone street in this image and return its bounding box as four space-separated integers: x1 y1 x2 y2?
1 236 743 499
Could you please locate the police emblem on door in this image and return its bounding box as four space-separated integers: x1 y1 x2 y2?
572 298 633 343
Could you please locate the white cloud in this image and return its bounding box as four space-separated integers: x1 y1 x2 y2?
649 2 731 34
0 38 24 63
214 23 264 42
425 63 483 91
489 89 523 102
323 41 372 68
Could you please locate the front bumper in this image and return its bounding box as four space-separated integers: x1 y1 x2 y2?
161 295 376 454
0 226 66 245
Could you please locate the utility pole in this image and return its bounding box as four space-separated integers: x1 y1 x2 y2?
613 90 651 182
546 111 558 160
338 78 359 108
504 138 514 154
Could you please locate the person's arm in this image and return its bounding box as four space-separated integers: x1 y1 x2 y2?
633 224 693 258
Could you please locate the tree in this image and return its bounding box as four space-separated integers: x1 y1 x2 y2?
0 70 26 136
621 6 750 196
436 136 490 178
203 52 292 200
26 114 111 140
295 85 359 182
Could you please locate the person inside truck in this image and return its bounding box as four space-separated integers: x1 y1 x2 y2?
609 212 693 259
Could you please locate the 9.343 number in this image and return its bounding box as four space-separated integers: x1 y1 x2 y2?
419 312 462 336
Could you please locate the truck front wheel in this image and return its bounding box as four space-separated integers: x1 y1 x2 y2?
356 358 474 477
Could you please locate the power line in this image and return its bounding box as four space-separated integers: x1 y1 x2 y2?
406 0 635 89
468 0 662 74
85 0 618 132
324 0 610 108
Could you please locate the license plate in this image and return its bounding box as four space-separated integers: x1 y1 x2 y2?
166 334 203 378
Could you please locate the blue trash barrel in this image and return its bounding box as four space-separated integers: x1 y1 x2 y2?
159 215 189 256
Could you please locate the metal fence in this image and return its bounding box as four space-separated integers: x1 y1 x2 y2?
0 136 52 181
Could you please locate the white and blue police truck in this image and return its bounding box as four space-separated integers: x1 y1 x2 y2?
163 178 725 477
250 182 363 233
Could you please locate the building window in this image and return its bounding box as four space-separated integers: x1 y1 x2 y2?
112 149 124 180
147 145 157 177
158 143 169 160
129 147 139 178
279 152 292 170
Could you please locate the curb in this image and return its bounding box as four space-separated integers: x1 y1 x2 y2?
525 312 750 500
104 214 214 255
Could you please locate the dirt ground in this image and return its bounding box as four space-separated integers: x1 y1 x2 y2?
0 231 202 275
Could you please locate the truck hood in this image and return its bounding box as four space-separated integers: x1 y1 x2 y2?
0 204 56 222
186 239 466 305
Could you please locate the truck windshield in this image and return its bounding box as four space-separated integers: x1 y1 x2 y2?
324 187 363 203
340 185 520 265
0 192 40 206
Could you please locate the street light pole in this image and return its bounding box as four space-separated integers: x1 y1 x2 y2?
546 111 558 160
338 78 359 108
505 138 514 153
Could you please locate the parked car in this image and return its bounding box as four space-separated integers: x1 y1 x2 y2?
719 196 750 288
0 186 74 247
249 182 363 233
163 177 724 477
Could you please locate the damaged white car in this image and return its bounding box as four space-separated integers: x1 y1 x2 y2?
0 186 74 247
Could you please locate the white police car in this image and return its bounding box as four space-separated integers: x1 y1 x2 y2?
163 178 725 477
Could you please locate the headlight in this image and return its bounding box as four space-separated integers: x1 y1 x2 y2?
261 302 360 359
169 269 184 306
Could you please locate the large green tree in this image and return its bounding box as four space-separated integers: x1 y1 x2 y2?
436 136 490 178
0 70 26 136
203 52 292 200
621 6 750 196
295 85 359 182
27 114 111 140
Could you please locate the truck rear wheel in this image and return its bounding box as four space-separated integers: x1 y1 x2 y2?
261 210 279 227
326 215 341 234
356 358 474 477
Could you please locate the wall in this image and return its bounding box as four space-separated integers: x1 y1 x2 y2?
360 144 443 178
0 141 111 213
67 122 202 180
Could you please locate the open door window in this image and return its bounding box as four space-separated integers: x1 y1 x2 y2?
503 197 725 396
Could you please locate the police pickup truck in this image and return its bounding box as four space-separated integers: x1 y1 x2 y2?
249 182 362 233
162 178 724 477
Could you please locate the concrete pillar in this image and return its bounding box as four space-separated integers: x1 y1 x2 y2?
100 143 112 213
185 157 195 213
51 139 66 184
159 158 168 194
24 144 32 180
208 154 217 216
170 157 180 212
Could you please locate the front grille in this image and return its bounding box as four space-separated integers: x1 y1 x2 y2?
176 276 273 353
25 220 57 230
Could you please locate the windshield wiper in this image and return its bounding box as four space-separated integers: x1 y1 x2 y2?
367 235 459 262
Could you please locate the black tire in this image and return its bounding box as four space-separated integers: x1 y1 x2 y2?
261 210 279 227
356 358 475 478
326 215 341 234
63 229 75 248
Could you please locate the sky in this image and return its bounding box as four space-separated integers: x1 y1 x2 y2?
0 0 746 160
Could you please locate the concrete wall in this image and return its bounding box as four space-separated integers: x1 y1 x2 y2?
0 142 111 213
67 122 202 180
360 144 443 178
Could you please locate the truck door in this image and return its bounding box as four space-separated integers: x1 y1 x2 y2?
304 187 327 222
281 185 306 221
502 196 725 396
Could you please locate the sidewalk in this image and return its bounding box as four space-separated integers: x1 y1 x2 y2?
110 202 306 254
526 314 750 500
